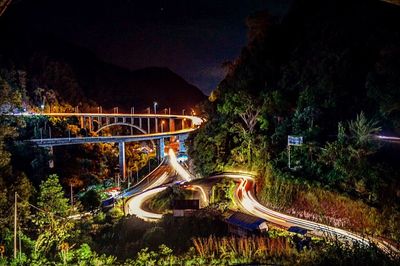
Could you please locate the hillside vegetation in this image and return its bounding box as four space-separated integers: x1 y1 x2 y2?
188 0 400 243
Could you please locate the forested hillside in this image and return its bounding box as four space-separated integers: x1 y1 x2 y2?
188 0 400 243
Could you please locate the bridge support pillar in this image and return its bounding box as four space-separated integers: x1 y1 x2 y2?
178 135 187 153
48 146 54 168
155 118 158 133
80 117 84 129
139 118 142 129
169 118 175 132
147 118 150 133
156 138 165 161
88 117 93 132
118 142 126 181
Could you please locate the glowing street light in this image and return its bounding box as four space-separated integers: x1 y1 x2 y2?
40 96 46 112
161 120 165 133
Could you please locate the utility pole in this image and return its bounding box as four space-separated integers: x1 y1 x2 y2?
19 230 21 260
14 192 17 259
148 156 151 173
70 184 73 206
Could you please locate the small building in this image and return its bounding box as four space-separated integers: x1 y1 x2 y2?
226 212 268 237
173 199 199 217
288 226 308 235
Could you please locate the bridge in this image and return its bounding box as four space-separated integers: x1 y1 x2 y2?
21 112 203 180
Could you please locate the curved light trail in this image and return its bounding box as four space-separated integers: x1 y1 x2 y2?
125 149 195 221
212 173 370 245
168 148 192 181
127 186 167 221
212 172 400 255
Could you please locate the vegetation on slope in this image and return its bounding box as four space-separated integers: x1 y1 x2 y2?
188 0 400 244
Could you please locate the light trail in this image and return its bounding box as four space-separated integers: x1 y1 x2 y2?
127 186 167 221
146 172 169 190
192 185 208 206
211 173 370 246
168 148 192 181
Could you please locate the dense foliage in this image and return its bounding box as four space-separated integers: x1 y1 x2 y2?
188 0 400 243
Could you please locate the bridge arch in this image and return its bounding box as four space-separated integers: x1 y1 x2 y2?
95 122 147 134
95 122 155 148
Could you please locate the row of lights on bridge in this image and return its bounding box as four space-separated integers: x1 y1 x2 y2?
40 99 196 116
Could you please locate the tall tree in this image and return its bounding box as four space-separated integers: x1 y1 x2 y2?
33 174 74 254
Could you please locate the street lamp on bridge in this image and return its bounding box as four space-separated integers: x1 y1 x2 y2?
161 120 165 133
153 102 158 114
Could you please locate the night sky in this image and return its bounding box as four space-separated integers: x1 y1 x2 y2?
6 0 292 95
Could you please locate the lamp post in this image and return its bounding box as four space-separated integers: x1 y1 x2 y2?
153 102 158 132
153 102 158 114
182 109 185 115
41 96 46 113
161 120 165 133
146 107 151 133
113 107 118 114
131 106 135 114
98 106 102 113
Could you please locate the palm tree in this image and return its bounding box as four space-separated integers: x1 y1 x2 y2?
348 112 381 146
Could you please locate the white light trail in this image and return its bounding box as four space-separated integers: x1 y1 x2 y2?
127 187 167 221
216 172 372 246
168 149 192 181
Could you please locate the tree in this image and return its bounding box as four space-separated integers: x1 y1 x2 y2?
80 189 101 212
218 90 262 165
33 174 74 254
348 112 381 147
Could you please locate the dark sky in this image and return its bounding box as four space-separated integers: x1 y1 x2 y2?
7 0 292 95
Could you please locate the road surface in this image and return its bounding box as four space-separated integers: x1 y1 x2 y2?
211 172 399 255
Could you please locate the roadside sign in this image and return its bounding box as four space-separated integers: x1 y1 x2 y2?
288 135 303 146
288 135 303 170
